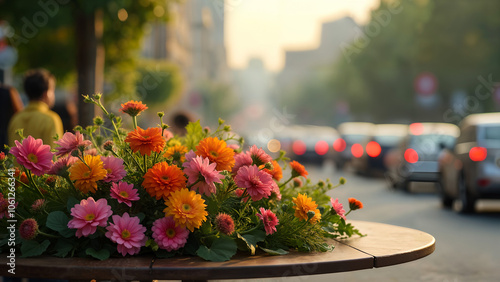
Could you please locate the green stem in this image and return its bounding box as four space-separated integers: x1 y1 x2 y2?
25 169 44 198
132 116 138 130
279 176 294 188
38 231 60 239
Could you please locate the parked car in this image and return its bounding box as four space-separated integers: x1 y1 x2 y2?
351 123 408 176
386 122 459 191
286 125 340 164
438 112 500 213
332 122 375 169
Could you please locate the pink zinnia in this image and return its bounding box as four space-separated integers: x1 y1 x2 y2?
330 198 346 221
19 218 39 240
68 197 112 238
183 155 224 196
110 182 140 207
47 156 78 176
151 217 189 252
54 132 92 156
270 181 282 201
215 213 235 235
232 152 252 175
256 207 279 235
101 156 127 182
235 165 273 201
163 130 174 141
247 145 272 166
106 213 147 256
10 136 53 176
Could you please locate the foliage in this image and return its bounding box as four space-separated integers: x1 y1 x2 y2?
0 95 363 261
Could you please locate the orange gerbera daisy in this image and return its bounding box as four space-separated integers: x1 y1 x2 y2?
125 127 165 156
290 160 308 178
261 160 283 181
195 137 235 171
68 155 107 194
163 145 188 163
292 193 321 223
163 188 208 232
348 198 363 210
143 162 187 200
120 100 148 117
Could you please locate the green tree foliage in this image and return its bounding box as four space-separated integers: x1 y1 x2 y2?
199 81 240 127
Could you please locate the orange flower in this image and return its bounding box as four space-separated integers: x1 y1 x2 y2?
163 145 188 163
195 137 235 171
68 155 107 194
163 188 207 232
143 162 187 200
292 193 321 223
261 160 283 181
120 100 148 117
290 160 308 178
348 198 363 210
125 127 165 156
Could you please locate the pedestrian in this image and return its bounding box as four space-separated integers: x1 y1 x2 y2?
0 77 23 153
8 68 63 148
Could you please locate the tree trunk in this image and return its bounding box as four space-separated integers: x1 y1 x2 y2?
75 9 104 127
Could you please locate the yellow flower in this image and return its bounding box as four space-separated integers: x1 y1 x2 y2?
163 188 208 232
292 193 321 223
68 155 107 194
163 145 188 163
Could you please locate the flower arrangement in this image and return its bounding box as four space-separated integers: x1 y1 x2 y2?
0 95 363 262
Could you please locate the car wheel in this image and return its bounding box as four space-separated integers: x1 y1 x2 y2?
436 181 453 209
457 173 476 213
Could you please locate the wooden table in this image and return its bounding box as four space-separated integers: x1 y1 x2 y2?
0 220 435 281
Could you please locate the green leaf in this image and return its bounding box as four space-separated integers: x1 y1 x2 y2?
54 240 75 258
146 238 159 252
86 248 110 261
260 247 289 255
21 240 50 258
196 237 237 262
237 230 266 255
67 197 80 213
46 211 75 238
184 121 205 150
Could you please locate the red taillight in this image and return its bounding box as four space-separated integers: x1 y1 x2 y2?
351 143 364 158
366 141 382 158
292 140 306 156
315 140 329 155
477 178 491 187
469 147 487 162
333 138 346 152
409 123 424 135
404 148 419 163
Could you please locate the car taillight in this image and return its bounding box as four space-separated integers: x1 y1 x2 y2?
333 138 346 152
366 141 381 157
404 148 419 163
292 140 306 156
477 178 491 187
315 140 329 155
351 143 364 158
469 147 487 162
409 123 424 135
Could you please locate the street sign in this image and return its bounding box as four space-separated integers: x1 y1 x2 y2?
414 72 438 96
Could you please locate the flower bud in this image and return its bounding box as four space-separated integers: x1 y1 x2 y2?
19 218 39 240
339 177 346 185
93 116 104 126
157 112 165 118
223 125 231 132
93 93 102 100
215 213 235 235
218 118 225 125
83 95 92 103
103 140 114 151
74 125 83 132
31 199 46 213
307 210 316 221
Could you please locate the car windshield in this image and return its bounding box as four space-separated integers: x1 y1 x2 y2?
483 126 500 140
373 136 402 147
409 134 455 154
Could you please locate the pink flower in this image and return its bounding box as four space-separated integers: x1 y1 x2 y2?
19 218 39 240
54 132 92 156
101 156 127 182
235 189 249 202
0 152 5 161
31 199 46 213
9 136 53 176
47 156 78 176
248 145 272 166
163 130 174 141
270 181 282 201
183 155 224 196
256 207 279 235
215 213 235 235
68 197 112 238
110 182 140 207
228 144 240 151
232 152 252 175
0 193 12 219
184 150 197 163
330 198 346 220
151 217 189 252
235 165 273 201
106 213 147 256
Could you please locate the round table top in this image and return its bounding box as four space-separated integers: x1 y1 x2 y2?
0 220 435 281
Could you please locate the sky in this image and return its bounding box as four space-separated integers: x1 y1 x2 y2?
225 0 380 71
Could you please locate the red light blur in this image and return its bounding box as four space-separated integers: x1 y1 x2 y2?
366 141 382 157
315 140 329 155
477 178 491 187
469 147 487 162
409 123 425 135
404 148 419 163
333 138 346 152
351 143 364 158
292 140 307 156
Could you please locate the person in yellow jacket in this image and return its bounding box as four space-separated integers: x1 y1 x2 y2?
8 69 63 148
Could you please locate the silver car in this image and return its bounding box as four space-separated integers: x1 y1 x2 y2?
438 113 500 213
